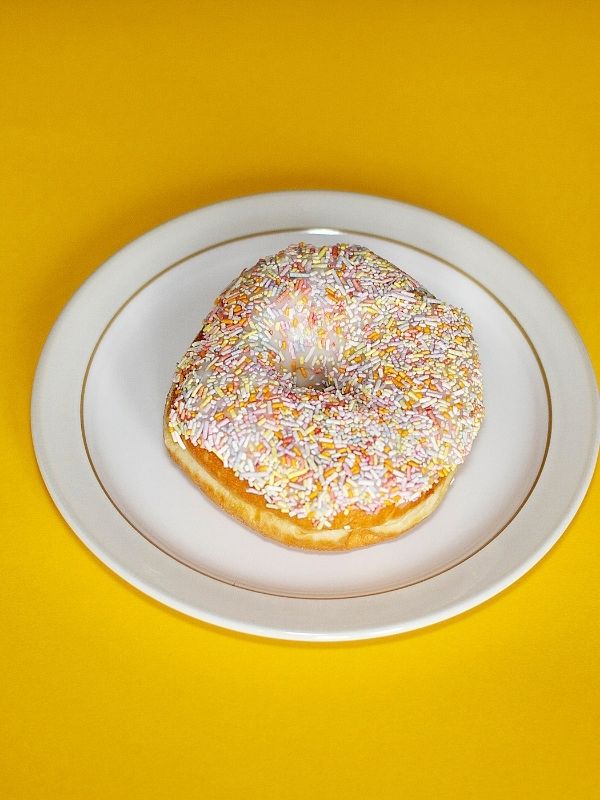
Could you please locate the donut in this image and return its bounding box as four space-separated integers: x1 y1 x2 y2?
164 243 484 550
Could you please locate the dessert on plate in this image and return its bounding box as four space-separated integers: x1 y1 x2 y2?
165 243 484 550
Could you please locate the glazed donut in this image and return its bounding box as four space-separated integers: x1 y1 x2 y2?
165 243 484 550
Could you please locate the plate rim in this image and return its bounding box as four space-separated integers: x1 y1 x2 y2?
31 190 600 640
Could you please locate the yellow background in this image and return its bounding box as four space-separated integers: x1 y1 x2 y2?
2 1 599 797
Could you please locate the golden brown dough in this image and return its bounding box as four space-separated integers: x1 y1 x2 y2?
164 386 454 551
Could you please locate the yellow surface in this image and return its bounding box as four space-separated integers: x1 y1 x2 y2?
2 1 599 797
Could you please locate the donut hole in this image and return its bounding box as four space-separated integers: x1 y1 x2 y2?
265 292 344 391
290 367 332 391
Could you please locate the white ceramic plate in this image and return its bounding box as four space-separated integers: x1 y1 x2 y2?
32 191 599 640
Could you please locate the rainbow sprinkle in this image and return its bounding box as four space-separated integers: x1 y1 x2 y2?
168 243 484 528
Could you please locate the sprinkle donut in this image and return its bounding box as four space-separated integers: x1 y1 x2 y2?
164 243 484 550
